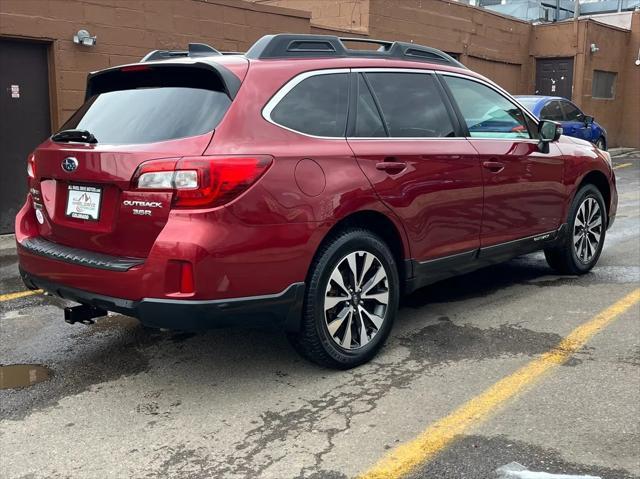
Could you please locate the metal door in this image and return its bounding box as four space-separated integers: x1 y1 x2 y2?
0 38 51 233
535 57 574 99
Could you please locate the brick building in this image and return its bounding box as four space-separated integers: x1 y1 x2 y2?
1 0 638 144
0 0 638 233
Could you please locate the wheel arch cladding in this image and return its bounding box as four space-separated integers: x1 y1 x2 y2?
309 210 407 286
578 170 611 218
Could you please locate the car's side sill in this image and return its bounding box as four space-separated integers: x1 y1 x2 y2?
404 224 567 294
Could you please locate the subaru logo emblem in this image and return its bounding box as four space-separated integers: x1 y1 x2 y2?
61 157 78 173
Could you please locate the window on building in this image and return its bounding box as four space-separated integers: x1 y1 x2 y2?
592 70 617 100
270 73 349 137
364 72 455 138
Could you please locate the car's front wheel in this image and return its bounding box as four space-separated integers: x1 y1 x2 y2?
544 184 606 275
595 136 606 151
288 229 399 369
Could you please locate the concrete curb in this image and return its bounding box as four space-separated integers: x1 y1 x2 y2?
0 234 16 252
609 148 638 158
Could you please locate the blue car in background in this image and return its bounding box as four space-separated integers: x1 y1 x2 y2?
515 95 608 150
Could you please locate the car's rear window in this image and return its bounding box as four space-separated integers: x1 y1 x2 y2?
59 67 232 145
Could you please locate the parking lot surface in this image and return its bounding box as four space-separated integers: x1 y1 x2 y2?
1 156 639 479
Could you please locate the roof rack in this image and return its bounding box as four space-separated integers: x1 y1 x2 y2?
141 43 221 62
245 34 466 69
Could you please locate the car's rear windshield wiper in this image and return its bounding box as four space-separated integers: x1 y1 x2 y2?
51 129 98 144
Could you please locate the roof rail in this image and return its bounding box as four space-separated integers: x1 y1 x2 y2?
141 43 221 62
245 34 466 69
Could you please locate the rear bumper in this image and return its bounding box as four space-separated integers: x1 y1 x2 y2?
21 269 305 331
15 197 321 304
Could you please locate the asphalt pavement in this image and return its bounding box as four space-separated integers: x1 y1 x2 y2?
1 155 638 479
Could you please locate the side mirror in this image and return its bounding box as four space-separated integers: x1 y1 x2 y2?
584 115 594 126
538 120 561 153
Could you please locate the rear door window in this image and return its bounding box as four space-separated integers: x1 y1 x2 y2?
269 73 349 137
363 72 455 138
59 67 232 145
354 74 387 137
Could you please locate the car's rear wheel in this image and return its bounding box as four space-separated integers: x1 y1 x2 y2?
288 229 399 369
544 184 606 275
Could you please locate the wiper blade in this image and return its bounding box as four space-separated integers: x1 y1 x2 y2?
51 129 98 144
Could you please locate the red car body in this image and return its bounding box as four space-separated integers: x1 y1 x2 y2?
16 35 617 333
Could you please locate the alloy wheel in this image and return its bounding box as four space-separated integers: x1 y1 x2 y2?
573 197 603 264
324 251 389 350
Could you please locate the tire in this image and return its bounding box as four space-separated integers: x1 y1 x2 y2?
544 184 607 275
596 137 606 151
288 228 400 369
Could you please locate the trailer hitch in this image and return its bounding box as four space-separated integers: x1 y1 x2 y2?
64 304 107 325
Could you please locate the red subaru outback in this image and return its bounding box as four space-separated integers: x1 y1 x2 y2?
16 35 617 368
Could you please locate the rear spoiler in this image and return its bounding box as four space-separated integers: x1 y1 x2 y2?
85 60 242 100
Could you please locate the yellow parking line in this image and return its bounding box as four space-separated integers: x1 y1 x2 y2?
0 290 43 302
613 163 633 170
359 288 640 479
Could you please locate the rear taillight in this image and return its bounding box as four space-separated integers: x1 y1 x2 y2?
132 156 273 208
27 154 36 179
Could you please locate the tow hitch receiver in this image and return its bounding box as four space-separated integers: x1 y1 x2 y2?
64 304 108 325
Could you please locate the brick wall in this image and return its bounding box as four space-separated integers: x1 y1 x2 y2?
367 0 533 93
531 19 632 147
619 12 640 148
0 0 310 128
251 0 369 33
579 20 629 148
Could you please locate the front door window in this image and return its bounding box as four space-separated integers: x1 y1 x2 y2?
443 76 532 140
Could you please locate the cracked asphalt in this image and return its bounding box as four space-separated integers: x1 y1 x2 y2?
1 156 638 479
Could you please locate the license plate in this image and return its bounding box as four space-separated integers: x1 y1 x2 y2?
65 185 102 221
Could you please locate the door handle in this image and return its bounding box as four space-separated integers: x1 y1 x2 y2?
482 161 505 173
376 161 407 173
